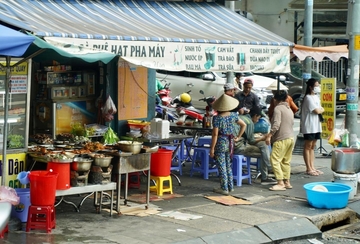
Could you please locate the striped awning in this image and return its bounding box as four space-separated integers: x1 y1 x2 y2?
0 0 294 72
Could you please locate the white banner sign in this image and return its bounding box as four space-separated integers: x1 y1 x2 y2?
45 37 290 73
10 75 27 94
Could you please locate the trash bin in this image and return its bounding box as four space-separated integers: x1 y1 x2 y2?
28 170 58 206
331 147 360 174
150 149 172 176
47 162 71 190
11 188 30 222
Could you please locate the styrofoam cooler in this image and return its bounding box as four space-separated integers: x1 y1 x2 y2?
156 120 170 139
150 118 161 134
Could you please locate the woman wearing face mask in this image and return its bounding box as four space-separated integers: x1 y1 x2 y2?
300 78 325 176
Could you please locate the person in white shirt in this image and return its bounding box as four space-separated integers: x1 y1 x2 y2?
300 78 325 176
233 73 244 90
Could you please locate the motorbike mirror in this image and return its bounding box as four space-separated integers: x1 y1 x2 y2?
278 75 286 82
199 90 204 95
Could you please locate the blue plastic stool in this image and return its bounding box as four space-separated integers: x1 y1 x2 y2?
246 145 271 181
232 155 251 186
190 148 218 179
197 136 212 147
246 156 261 181
160 146 182 176
183 138 193 161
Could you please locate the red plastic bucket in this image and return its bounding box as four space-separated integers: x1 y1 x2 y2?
47 162 71 190
28 170 58 206
150 149 173 176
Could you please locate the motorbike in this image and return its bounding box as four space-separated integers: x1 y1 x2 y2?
173 90 216 124
156 83 172 106
199 90 216 116
155 82 179 121
155 104 178 122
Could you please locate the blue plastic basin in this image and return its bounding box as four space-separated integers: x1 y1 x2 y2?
303 182 352 209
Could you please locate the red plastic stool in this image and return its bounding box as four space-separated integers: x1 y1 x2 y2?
121 172 141 189
0 224 8 238
26 205 56 233
128 172 141 189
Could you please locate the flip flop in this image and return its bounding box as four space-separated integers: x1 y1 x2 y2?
285 184 293 189
306 170 319 176
269 185 286 191
316 170 324 175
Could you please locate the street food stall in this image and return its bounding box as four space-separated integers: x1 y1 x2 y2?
0 59 32 187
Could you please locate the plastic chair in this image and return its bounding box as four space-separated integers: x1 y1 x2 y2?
197 136 212 147
26 205 56 233
246 156 261 181
246 145 271 181
150 175 173 196
232 154 251 186
190 148 218 179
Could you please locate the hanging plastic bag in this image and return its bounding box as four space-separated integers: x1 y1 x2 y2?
0 186 20 205
102 96 117 122
328 130 336 146
334 129 343 143
341 129 349 147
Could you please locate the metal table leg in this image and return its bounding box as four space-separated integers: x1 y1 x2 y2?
55 196 79 212
146 169 150 209
116 174 121 213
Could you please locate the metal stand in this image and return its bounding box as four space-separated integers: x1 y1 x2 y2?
316 138 331 157
316 138 327 154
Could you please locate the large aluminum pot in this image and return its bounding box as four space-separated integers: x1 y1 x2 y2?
93 155 113 167
331 147 360 174
71 157 93 171
117 141 143 154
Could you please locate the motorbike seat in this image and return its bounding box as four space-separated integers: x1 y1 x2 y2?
186 107 204 114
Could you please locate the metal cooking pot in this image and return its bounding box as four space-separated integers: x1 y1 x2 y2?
93 156 113 167
117 141 143 154
71 157 93 171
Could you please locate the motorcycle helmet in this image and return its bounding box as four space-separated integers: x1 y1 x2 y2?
180 93 191 103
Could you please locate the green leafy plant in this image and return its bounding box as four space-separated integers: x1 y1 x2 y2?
71 122 86 136
8 134 24 148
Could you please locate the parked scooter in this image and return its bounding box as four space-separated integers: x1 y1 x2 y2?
199 90 216 116
173 91 216 124
156 83 172 106
171 92 201 123
155 104 178 122
199 90 217 128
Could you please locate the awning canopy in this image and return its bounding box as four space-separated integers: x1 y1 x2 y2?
24 34 117 64
0 25 34 57
293 44 348 62
0 0 293 72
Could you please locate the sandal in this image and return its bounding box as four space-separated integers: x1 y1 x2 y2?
316 170 324 175
306 170 319 176
269 185 286 191
283 180 293 189
284 184 293 189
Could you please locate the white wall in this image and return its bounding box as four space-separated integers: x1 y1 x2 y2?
234 0 299 44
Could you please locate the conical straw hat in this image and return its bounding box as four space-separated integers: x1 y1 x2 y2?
212 94 239 112
266 80 288 90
